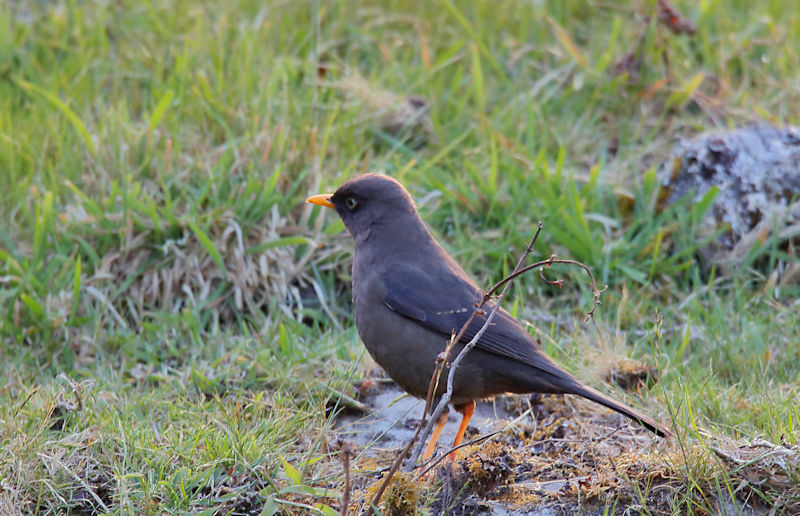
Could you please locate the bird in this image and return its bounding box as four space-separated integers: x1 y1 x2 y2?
306 174 671 461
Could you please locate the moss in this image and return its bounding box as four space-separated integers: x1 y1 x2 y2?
364 471 423 516
460 441 516 498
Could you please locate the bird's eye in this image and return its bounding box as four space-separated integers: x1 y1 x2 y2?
345 197 358 211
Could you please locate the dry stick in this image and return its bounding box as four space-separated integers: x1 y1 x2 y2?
405 224 545 473
366 222 606 513
421 313 479 428
415 416 633 496
364 431 419 516
417 404 541 477
364 312 480 516
339 441 355 516
417 430 504 476
363 243 533 516
487 258 605 321
407 257 605 471
365 279 490 514
367 324 484 510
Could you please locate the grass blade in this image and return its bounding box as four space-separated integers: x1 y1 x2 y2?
188 221 227 279
548 16 588 70
69 256 81 325
148 89 175 133
14 78 97 156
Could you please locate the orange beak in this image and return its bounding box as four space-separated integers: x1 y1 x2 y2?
305 194 335 209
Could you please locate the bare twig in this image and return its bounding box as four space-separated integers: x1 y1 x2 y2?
418 414 636 478
416 404 539 476
339 441 355 516
366 302 483 515
485 256 606 321
418 430 504 477
406 223 545 471
366 221 607 512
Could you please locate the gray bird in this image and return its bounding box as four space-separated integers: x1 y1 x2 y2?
306 174 670 460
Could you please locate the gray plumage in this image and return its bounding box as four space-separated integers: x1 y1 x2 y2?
316 173 670 437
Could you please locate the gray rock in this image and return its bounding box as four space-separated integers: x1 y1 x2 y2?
658 124 800 263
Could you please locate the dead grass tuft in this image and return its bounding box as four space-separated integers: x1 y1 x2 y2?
2 387 113 514
338 73 431 144
711 437 800 511
75 204 349 329
604 357 661 392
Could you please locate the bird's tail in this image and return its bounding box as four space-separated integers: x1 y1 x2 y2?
559 378 672 438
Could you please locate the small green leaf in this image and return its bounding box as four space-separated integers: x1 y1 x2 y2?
432 38 465 69
314 503 340 516
488 132 498 195
190 367 222 396
441 0 502 75
20 293 45 320
470 43 485 111
676 323 691 360
188 221 227 279
0 224 19 260
279 323 290 357
280 456 302 486
691 186 718 224
307 486 342 498
548 16 588 69
648 227 663 281
323 220 345 235
148 89 175 132
666 72 705 109
64 180 104 220
260 496 278 516
280 484 341 497
615 263 647 284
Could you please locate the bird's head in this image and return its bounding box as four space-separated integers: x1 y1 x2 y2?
306 174 422 241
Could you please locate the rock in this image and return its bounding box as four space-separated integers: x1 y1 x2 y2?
658 124 800 265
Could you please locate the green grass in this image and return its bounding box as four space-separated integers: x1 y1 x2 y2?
1 0 799 513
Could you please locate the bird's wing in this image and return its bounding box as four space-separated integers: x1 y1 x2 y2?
382 264 672 438
382 264 566 377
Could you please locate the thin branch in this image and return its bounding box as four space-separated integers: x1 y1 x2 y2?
422 311 479 422
362 329 471 515
366 221 608 512
414 404 539 476
485 256 606 321
419 414 634 477
339 441 354 516
365 303 481 514
417 430 504 477
406 222 544 471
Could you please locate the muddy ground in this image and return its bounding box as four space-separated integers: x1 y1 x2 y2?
332 379 765 515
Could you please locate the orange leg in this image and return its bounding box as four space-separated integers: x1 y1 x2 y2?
423 410 448 461
449 400 476 461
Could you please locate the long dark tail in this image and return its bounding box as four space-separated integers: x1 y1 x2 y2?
560 378 672 438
